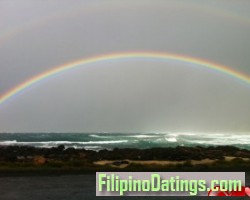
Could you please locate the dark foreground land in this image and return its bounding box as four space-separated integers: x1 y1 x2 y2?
0 145 250 173
0 145 250 200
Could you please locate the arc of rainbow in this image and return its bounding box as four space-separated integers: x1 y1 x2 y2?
0 52 250 106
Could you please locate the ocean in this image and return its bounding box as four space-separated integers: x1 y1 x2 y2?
0 132 249 150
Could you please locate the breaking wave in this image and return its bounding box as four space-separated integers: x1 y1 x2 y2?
0 133 249 150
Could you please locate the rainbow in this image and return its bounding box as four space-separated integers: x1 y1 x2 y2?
0 52 250 106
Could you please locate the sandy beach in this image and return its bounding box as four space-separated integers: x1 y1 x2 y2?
94 156 249 168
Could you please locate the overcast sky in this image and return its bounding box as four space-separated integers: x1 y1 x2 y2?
0 0 250 133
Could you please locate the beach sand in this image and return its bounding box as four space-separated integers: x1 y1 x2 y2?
94 159 216 167
94 156 250 168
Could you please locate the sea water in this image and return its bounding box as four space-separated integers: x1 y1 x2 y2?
0 132 249 151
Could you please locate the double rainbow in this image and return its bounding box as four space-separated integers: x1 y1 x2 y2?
0 52 250 106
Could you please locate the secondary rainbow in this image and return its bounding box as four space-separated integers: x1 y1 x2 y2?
0 52 250 106
1 1 250 45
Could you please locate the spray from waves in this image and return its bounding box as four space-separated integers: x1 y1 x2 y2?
165 137 178 142
186 134 250 145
